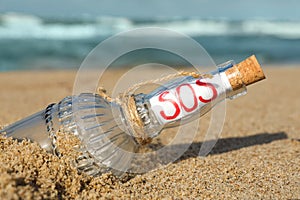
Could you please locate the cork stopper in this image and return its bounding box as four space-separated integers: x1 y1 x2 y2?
225 55 265 90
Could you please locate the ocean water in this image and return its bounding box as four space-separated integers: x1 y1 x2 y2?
1 13 300 71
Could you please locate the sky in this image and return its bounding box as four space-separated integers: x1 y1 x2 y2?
0 0 299 20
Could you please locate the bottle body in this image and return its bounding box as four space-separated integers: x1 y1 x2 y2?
1 93 138 176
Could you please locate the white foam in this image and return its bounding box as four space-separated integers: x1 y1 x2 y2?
1 13 300 39
241 20 300 39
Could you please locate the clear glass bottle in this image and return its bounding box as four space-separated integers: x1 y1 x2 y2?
0 55 265 176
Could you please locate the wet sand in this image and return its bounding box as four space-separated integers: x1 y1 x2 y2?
0 67 299 199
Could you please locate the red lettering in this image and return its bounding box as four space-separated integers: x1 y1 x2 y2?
159 91 180 120
176 84 198 112
196 80 217 103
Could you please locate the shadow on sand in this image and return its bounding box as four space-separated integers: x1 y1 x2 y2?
146 132 288 163
173 131 288 162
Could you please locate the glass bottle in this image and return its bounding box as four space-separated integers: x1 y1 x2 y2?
0 55 265 176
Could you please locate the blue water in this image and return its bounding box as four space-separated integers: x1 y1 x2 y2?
1 13 300 71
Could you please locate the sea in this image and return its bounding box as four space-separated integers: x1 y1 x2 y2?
1 13 300 71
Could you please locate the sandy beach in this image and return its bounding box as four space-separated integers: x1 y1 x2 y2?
0 67 299 199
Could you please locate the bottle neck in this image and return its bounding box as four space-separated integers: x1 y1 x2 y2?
218 61 247 99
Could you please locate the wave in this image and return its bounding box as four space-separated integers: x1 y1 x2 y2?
1 13 300 40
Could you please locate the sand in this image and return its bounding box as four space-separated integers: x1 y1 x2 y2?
0 67 299 199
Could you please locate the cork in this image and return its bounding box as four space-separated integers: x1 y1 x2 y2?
225 55 265 90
